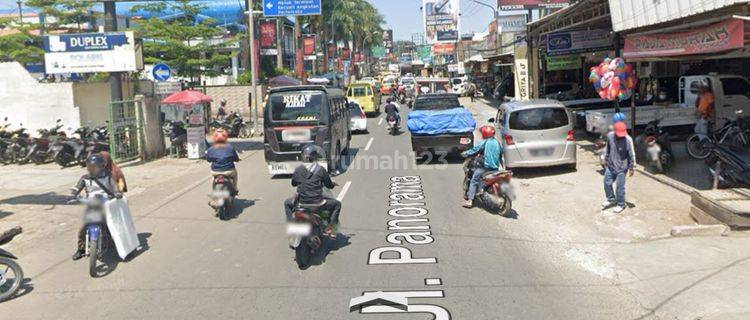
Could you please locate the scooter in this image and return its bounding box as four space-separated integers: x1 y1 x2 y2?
68 193 118 277
285 192 336 269
705 141 750 188
638 120 673 173
209 174 235 221
463 156 515 216
0 227 23 302
6 127 30 165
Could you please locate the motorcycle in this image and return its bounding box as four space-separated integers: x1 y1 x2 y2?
163 121 187 157
25 120 65 165
386 114 400 135
68 193 118 277
463 156 515 216
286 197 333 269
210 112 251 138
0 120 13 165
6 127 30 165
705 141 750 188
637 120 673 173
0 227 23 302
209 173 235 221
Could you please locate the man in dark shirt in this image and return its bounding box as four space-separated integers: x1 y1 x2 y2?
384 97 401 126
284 145 341 236
206 130 240 194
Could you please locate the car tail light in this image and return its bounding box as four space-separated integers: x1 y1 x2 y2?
360 109 366 119
504 134 515 145
566 130 575 142
215 176 226 183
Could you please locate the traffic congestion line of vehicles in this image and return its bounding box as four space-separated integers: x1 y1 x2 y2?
0 118 110 168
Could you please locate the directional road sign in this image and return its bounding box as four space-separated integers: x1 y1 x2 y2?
262 0 321 17
152 63 172 82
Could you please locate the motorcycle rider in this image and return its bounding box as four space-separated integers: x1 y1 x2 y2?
384 97 401 128
70 154 124 261
206 129 240 198
461 125 502 208
217 99 228 120
284 144 341 237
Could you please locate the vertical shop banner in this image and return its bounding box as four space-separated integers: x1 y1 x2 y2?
514 44 529 101
423 0 460 44
303 34 316 60
624 19 745 59
498 0 568 10
547 29 612 56
383 30 394 53
259 19 278 55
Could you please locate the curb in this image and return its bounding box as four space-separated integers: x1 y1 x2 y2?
634 165 695 195
670 224 729 237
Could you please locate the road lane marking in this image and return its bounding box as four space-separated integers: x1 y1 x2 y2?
365 137 374 151
378 117 384 126
337 181 352 201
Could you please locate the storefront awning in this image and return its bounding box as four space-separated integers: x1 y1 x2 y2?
468 54 487 62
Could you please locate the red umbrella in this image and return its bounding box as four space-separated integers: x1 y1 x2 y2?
161 90 213 106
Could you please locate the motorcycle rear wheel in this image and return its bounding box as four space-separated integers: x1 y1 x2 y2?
295 243 312 269
0 257 23 302
686 134 711 160
483 192 512 216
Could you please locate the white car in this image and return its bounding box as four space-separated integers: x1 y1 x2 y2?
348 101 368 133
360 77 377 87
451 77 467 96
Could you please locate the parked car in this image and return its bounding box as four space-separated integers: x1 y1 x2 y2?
493 99 577 170
348 101 368 133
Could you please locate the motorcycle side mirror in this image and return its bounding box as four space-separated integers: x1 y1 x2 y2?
56 119 62 123
488 118 495 123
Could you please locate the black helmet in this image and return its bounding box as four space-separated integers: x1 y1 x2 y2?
86 154 106 176
300 144 325 163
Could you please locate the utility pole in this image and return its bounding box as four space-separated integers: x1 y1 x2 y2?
246 0 259 129
103 1 122 102
295 18 303 80
276 18 283 69
16 1 22 25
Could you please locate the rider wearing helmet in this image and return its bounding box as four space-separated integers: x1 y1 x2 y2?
70 154 124 261
612 112 626 124
206 129 240 195
384 97 401 126
217 99 229 120
461 125 503 208
284 144 341 236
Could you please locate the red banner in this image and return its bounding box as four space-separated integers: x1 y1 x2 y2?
432 43 455 55
498 0 568 10
259 19 278 55
624 19 745 59
303 34 316 56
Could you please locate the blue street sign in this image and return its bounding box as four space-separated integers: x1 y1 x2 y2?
262 0 321 17
152 63 172 82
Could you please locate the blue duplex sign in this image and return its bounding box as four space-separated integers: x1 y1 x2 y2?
43 32 131 53
262 0 321 17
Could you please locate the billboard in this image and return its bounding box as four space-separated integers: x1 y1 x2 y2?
383 29 394 53
546 29 612 56
423 0 460 44
432 43 455 55
43 31 139 74
498 0 568 10
624 19 744 59
302 34 316 59
259 19 278 55
497 14 527 33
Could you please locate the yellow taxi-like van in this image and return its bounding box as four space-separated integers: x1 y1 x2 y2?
347 82 379 116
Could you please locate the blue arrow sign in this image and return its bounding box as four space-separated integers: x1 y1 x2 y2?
152 63 172 82
262 0 321 17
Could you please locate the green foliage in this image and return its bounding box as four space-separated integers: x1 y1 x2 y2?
25 0 94 30
130 0 234 79
0 30 44 65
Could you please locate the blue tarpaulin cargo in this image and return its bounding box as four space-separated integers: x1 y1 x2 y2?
407 108 477 135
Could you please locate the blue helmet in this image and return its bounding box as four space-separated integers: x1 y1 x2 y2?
612 112 626 123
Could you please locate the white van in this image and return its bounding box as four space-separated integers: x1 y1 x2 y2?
451 77 467 96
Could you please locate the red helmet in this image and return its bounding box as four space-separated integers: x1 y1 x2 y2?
212 129 228 143
480 125 496 139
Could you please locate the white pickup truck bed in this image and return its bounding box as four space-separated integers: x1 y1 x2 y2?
585 104 698 134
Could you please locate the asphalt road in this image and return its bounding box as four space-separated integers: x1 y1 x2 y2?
1 102 653 319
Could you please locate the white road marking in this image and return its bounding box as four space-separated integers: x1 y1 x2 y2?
337 181 352 201
378 117 384 126
365 137 374 151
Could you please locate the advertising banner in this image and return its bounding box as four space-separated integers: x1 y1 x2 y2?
545 55 581 71
514 44 529 101
547 29 612 56
497 14 527 33
43 31 138 74
259 19 278 55
371 46 386 58
432 43 455 55
383 30 394 53
302 34 316 58
423 0 460 43
624 19 745 59
498 0 568 10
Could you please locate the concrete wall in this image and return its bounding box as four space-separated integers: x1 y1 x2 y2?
203 84 265 119
72 79 150 127
137 95 166 160
0 62 80 134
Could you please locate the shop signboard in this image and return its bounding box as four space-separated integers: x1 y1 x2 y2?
447 64 461 73
43 31 139 74
383 30 394 53
423 0 460 43
259 19 278 55
623 19 745 59
303 34 316 60
547 29 612 56
262 0 321 17
432 43 455 55
154 81 181 96
371 46 386 58
498 0 568 10
497 14 527 33
545 55 581 71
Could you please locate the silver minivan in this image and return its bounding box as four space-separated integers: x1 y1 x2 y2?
493 99 577 169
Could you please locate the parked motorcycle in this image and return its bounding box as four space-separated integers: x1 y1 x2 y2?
68 193 118 277
25 120 65 165
209 173 235 221
637 120 673 173
286 198 332 269
705 141 750 188
5 127 30 165
0 227 23 302
386 114 400 135
210 112 251 138
163 121 187 157
463 156 515 216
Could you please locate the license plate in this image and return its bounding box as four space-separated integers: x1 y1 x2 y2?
269 163 290 173
212 190 230 198
286 223 312 236
530 148 554 157
460 137 472 145
282 129 311 142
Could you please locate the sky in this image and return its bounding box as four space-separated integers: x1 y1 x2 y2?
369 0 497 41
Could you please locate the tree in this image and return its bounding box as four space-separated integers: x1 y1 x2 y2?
0 17 44 65
25 0 94 31
130 0 235 82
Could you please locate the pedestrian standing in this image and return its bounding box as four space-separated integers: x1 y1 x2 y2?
601 121 635 213
467 82 476 102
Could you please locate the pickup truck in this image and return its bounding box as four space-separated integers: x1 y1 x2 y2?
407 94 476 157
585 74 750 134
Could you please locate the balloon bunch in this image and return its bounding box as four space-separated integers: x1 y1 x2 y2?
588 57 637 101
